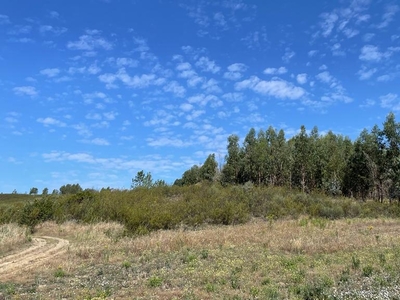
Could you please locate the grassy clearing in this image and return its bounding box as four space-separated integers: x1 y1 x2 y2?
0 194 35 206
2 218 400 299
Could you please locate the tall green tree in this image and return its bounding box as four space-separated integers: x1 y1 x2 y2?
29 187 38 195
343 141 372 200
221 134 243 185
242 128 258 184
60 184 83 195
131 170 153 189
200 153 218 182
382 113 400 201
291 125 312 192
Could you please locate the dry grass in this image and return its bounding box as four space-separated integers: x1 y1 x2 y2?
0 223 31 255
3 218 400 299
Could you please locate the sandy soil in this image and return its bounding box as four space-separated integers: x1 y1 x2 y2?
0 236 69 282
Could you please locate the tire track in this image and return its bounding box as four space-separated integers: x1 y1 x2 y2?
0 236 69 280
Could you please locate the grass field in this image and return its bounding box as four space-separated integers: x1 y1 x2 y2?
2 218 400 299
0 194 36 207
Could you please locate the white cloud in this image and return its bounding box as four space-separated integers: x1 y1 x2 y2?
214 12 227 29
308 50 318 57
103 111 118 120
67 33 113 51
37 117 66 127
296 74 308 85
180 103 194 112
235 76 305 100
147 137 192 147
319 12 339 37
99 68 165 89
39 25 68 35
163 81 186 97
188 94 220 106
85 113 102 120
377 74 392 82
363 33 375 42
223 63 247 80
176 62 192 71
49 11 60 19
357 66 377 80
222 92 244 102
0 14 10 24
115 57 138 68
377 4 399 29
40 68 60 78
81 138 110 146
282 49 295 63
316 71 333 84
359 99 375 108
264 67 287 75
201 78 222 93
72 123 92 137
359 45 392 62
13 86 38 97
380 93 399 110
195 56 220 73
7 25 32 35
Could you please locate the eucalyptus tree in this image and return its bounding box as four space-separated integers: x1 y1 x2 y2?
291 125 313 192
221 134 243 185
200 153 218 182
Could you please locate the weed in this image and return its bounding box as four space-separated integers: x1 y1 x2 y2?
362 265 374 277
250 286 260 297
148 275 163 287
200 249 209 259
122 261 131 269
339 268 350 283
205 283 216 293
230 275 240 289
54 266 66 278
352 255 361 270
378 253 386 265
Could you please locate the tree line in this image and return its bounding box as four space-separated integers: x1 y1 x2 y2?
175 112 400 202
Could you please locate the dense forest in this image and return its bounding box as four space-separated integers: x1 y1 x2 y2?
175 112 400 202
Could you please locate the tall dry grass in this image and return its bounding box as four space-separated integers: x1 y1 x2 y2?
0 223 31 255
35 217 400 261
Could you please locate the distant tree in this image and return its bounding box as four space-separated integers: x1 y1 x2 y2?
131 170 153 189
29 187 38 195
42 188 49 195
343 141 372 200
12 189 17 194
181 165 200 185
59 184 83 195
199 154 218 182
154 179 168 187
52 189 59 195
221 134 242 185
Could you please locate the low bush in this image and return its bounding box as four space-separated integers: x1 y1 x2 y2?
2 184 400 235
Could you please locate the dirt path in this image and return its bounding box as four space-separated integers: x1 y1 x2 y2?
0 236 69 281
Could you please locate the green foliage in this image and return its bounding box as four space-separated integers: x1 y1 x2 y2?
148 275 163 287
54 266 66 278
29 187 38 195
18 196 54 232
131 170 154 189
59 183 83 195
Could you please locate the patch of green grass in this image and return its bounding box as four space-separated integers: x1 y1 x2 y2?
54 267 66 278
148 275 163 288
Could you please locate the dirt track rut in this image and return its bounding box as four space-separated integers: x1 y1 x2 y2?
0 236 69 280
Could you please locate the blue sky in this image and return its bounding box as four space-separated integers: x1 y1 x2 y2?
1 0 399 193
